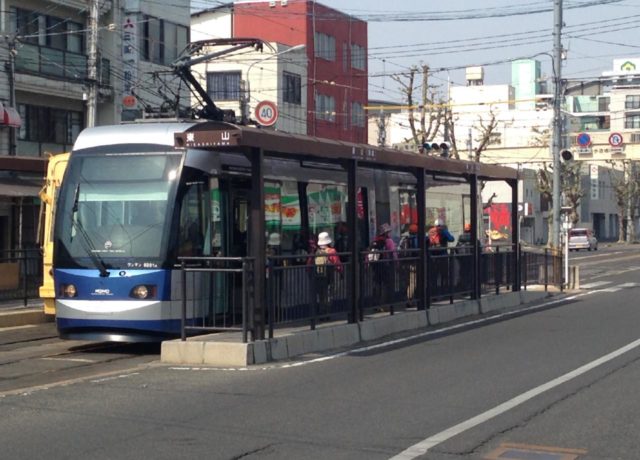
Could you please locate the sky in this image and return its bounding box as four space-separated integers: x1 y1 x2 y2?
311 0 640 102
192 0 640 103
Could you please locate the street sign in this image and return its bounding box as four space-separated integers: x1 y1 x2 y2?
609 132 624 147
255 100 278 127
577 132 592 147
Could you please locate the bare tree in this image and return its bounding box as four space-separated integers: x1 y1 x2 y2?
392 65 443 152
471 111 498 163
606 160 640 243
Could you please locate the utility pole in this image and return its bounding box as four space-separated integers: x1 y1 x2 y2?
6 35 17 155
551 0 563 248
86 0 99 127
377 108 386 147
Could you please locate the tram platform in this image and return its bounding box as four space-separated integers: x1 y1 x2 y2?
161 287 562 367
0 299 50 328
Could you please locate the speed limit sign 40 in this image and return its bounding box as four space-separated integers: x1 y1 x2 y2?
255 101 278 127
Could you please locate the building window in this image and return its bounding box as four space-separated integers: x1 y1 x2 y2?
351 43 366 70
283 72 301 105
315 93 335 122
17 104 83 144
598 97 610 112
12 8 85 53
351 102 365 127
625 114 640 129
207 71 241 101
140 15 188 66
625 95 640 110
314 32 335 61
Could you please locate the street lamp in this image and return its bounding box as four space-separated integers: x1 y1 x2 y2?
243 44 305 123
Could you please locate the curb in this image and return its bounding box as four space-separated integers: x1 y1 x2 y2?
0 308 52 328
161 290 553 367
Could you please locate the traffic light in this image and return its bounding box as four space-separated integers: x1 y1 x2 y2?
439 142 450 158
560 149 573 161
422 142 433 154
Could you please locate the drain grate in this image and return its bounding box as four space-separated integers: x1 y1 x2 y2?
484 443 587 460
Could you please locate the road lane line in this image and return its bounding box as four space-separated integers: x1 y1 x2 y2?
580 281 611 289
389 337 640 460
41 357 96 363
617 282 639 288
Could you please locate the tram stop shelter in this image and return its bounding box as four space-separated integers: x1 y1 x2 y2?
165 122 553 365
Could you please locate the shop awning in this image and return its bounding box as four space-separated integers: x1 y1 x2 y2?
0 178 43 198
2 107 21 128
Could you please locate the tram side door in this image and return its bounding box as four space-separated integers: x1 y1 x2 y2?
214 177 252 316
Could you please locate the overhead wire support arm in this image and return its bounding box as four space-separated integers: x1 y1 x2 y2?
172 38 269 122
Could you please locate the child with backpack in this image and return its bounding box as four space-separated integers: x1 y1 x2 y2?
312 232 343 317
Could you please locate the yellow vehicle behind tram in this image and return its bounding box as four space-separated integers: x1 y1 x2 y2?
38 152 69 316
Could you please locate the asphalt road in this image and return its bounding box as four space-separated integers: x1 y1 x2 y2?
2 243 640 459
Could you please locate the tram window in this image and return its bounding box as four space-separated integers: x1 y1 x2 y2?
178 182 207 257
399 189 417 234
306 182 346 246
264 180 302 254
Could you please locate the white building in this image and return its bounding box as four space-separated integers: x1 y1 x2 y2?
189 8 307 134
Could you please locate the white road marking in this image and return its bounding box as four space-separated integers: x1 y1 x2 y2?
389 336 640 459
0 325 37 332
599 287 622 293
617 282 639 288
580 281 611 289
171 293 589 373
41 357 96 363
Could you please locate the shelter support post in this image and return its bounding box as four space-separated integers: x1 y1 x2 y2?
415 167 426 310
347 159 359 322
470 174 480 300
249 148 265 340
510 179 520 291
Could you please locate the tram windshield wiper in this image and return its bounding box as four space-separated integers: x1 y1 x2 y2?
70 184 110 278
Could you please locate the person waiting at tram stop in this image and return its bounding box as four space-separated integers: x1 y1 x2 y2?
368 223 398 305
427 219 455 296
311 231 343 317
266 232 283 311
427 219 454 255
399 223 420 303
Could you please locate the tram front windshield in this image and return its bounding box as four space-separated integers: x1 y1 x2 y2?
54 152 182 270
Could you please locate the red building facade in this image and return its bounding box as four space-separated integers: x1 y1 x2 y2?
233 1 368 143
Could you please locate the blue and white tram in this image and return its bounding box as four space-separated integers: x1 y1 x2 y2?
53 122 198 341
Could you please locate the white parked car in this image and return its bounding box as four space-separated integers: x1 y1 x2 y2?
568 228 598 251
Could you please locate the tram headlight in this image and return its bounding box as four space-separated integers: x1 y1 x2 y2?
131 285 155 299
62 284 77 298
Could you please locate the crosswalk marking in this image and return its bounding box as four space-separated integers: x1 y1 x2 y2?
580 281 612 289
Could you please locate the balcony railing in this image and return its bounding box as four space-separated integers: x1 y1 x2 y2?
15 43 111 86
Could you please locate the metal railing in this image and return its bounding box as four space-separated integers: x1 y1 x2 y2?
520 246 564 291
179 257 255 342
178 244 564 341
266 253 352 335
0 249 42 305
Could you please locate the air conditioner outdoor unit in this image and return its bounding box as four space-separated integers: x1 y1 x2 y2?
269 1 276 7
281 0 288 5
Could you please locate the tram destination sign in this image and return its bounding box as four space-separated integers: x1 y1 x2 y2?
175 129 240 149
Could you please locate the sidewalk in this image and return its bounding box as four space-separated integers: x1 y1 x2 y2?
0 298 50 328
161 288 564 367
